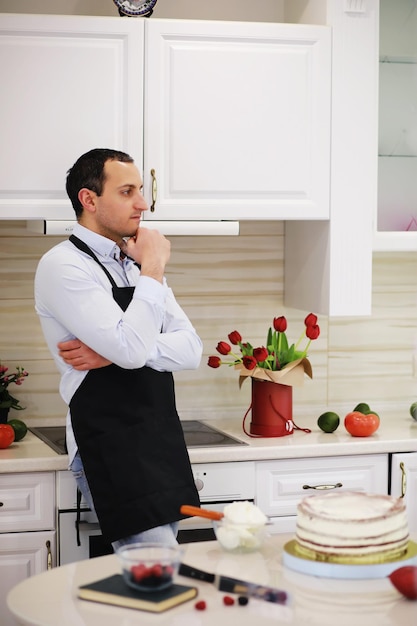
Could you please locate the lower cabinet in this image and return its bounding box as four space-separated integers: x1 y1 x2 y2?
255 454 389 533
390 452 417 533
0 472 56 626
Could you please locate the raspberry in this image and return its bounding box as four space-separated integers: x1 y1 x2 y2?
195 600 207 611
223 595 235 606
151 564 163 578
130 564 147 582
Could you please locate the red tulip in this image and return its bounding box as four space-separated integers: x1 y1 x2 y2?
228 330 242 345
253 347 268 363
306 324 320 340
207 356 221 368
273 316 287 332
216 341 231 355
304 313 318 327
242 355 257 370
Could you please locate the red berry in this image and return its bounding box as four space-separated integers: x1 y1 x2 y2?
151 563 163 578
195 600 207 610
223 595 235 606
130 564 146 581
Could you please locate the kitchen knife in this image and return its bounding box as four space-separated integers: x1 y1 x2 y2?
178 563 289 604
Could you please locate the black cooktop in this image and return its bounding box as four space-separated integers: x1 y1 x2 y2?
30 420 246 455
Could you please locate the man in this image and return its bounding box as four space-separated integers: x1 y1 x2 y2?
35 148 202 549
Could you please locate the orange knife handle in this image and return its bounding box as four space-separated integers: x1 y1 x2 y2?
180 505 223 521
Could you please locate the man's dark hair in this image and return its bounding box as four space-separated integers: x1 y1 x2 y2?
66 148 134 218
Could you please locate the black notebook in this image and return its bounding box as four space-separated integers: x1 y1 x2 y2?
78 574 198 613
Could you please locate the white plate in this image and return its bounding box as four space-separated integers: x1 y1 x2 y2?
282 540 417 579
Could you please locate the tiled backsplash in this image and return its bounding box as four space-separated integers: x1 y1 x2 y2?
1 220 417 430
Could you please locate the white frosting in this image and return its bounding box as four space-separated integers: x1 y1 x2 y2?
223 501 267 525
295 491 409 557
214 501 267 552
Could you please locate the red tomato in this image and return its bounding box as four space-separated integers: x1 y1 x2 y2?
344 411 380 437
0 423 15 448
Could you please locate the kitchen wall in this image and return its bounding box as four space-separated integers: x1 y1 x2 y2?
0 0 285 21
1 0 417 431
1 219 417 431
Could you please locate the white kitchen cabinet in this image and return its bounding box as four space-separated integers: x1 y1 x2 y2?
284 0 379 315
0 14 144 220
0 471 56 626
255 454 388 533
0 14 330 224
390 451 417 533
374 0 417 251
143 19 330 221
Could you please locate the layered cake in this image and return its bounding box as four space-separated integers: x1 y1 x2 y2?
294 491 409 564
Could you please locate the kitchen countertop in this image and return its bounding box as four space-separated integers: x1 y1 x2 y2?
1 416 417 474
7 534 417 626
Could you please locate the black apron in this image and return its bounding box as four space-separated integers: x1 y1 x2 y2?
68 235 200 544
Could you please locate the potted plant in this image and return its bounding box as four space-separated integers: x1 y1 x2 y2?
208 314 320 437
0 362 29 423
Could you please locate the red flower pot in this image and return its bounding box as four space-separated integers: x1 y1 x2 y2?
249 378 293 437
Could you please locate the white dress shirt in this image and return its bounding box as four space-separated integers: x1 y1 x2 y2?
34 224 203 465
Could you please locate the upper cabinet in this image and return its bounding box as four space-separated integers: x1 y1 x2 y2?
0 15 144 220
284 0 379 316
143 20 331 221
375 0 417 251
0 15 330 223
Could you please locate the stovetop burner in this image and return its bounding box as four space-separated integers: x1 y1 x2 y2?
30 420 246 455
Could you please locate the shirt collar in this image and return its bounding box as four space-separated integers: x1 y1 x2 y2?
72 223 121 261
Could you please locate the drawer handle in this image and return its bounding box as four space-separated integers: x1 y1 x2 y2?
400 462 406 498
150 168 157 212
0 502 3 507
46 540 52 570
302 482 343 490
76 520 101 531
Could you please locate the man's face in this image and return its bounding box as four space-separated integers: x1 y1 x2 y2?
85 159 148 240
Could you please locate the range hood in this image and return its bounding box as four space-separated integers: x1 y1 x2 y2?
27 220 239 236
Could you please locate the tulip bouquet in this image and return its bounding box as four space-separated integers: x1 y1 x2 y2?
208 313 320 387
0 363 29 411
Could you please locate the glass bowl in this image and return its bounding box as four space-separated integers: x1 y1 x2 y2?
212 519 267 554
116 542 182 592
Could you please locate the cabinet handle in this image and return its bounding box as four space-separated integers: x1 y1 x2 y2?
399 461 407 498
46 540 52 570
302 482 343 490
150 168 157 212
0 502 3 507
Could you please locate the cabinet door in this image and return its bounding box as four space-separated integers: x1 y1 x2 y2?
0 531 55 626
375 0 417 251
0 471 55 533
144 20 330 221
390 452 417 532
255 454 388 534
0 14 144 220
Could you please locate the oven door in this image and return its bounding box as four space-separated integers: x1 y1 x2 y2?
58 509 113 565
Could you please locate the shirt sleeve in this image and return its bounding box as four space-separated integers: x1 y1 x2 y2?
35 246 201 371
145 286 203 372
